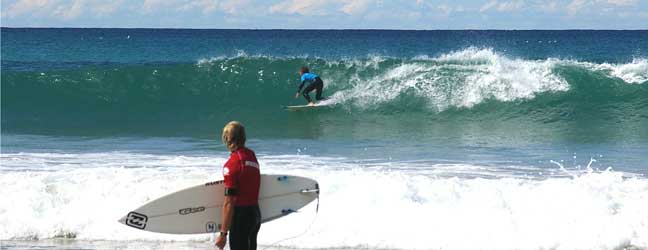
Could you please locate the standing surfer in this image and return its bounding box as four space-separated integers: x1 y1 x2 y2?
216 121 262 250
294 66 325 106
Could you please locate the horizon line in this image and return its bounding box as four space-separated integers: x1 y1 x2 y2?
1 26 647 31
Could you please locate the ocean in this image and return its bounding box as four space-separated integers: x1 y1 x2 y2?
1 28 647 250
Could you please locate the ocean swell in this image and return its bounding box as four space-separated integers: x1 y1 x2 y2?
2 48 647 138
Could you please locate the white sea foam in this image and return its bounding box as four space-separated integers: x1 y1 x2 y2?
192 48 648 112
195 48 646 110
267 169 648 250
590 58 648 84
1 151 647 250
326 48 570 110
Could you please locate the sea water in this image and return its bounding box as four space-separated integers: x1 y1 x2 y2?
1 29 648 250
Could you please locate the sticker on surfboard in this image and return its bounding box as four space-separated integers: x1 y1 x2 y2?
125 212 148 229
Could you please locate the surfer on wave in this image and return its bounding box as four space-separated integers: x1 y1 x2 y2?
294 66 325 106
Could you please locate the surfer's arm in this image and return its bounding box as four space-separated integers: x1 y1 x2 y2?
220 195 237 232
217 169 238 249
221 160 240 234
215 195 236 249
296 81 305 93
295 81 306 98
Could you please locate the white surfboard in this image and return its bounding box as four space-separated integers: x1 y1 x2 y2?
283 100 332 111
118 175 319 234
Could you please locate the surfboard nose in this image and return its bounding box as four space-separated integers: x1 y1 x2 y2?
117 215 126 224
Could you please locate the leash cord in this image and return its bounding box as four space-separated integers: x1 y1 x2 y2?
261 196 319 250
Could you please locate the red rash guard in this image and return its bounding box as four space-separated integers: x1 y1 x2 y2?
223 147 260 206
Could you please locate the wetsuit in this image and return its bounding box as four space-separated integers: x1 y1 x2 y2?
223 147 261 250
297 72 324 103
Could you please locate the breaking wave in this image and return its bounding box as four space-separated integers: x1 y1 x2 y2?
2 48 647 139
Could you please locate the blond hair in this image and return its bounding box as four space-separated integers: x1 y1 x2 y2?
222 121 246 151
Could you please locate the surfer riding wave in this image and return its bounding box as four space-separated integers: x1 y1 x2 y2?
294 66 325 106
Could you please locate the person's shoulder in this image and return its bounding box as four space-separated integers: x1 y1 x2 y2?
226 150 242 163
239 147 256 160
242 147 256 155
233 147 255 157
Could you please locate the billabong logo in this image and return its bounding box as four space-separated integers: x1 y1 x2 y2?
125 212 148 229
179 206 206 215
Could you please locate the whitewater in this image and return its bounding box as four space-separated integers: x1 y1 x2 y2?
1 145 647 250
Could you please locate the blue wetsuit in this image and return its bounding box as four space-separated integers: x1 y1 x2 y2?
297 73 324 103
298 73 319 90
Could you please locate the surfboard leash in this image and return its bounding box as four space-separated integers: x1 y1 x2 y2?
261 187 320 250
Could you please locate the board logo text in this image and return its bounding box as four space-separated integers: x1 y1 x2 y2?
179 206 206 215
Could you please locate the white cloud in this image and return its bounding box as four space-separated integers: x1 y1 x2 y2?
566 0 588 15
437 4 452 15
141 0 178 14
4 0 86 20
480 0 498 12
2 0 647 28
269 0 329 15
496 0 524 11
178 0 255 15
437 4 465 15
340 0 373 15
566 0 638 15
537 1 558 12
3 0 50 18
92 0 124 16
220 0 251 14
480 0 524 12
53 0 83 20
178 0 219 14
606 0 637 6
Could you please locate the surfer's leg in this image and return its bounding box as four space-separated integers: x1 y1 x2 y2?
229 207 251 250
314 78 324 101
228 210 242 250
302 84 316 103
249 206 261 250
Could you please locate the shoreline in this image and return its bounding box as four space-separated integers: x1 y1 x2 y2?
2 239 646 250
0 239 383 250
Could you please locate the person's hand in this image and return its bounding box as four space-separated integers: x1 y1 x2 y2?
294 92 300 98
215 233 227 249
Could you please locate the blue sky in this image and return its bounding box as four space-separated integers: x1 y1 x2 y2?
1 0 647 29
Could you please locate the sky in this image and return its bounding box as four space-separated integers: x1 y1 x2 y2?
1 0 647 29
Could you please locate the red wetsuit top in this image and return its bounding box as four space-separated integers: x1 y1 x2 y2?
223 147 260 206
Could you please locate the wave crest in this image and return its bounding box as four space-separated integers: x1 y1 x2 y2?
328 48 569 110
592 58 648 84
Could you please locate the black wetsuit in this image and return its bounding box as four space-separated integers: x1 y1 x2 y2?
229 205 261 250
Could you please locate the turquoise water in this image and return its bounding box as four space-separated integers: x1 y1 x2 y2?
1 28 648 249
